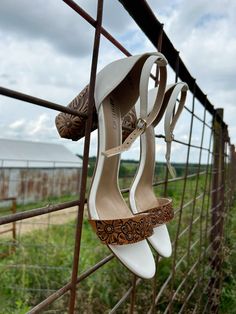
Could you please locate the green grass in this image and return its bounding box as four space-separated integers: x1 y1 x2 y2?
0 164 235 313
0 218 133 313
219 203 236 313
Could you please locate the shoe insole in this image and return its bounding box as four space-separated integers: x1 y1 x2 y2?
134 125 160 211
94 98 132 220
89 56 159 220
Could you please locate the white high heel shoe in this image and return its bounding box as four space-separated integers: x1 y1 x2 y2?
88 52 168 278
130 82 188 257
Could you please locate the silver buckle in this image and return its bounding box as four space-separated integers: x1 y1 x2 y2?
136 118 147 131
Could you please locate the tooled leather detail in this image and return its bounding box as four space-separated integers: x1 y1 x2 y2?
55 85 98 141
143 198 174 228
55 85 137 142
89 214 153 245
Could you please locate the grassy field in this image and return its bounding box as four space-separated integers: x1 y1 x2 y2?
0 161 235 313
219 204 236 313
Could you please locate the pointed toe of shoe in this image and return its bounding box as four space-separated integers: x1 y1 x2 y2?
148 225 172 258
109 240 156 279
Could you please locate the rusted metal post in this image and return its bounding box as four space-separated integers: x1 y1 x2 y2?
230 145 236 201
68 1 104 313
234 146 236 196
11 198 16 253
157 23 164 52
167 79 196 314
214 124 228 313
150 254 160 313
229 145 233 203
211 109 222 251
129 275 137 314
209 108 225 313
155 23 163 87
150 25 165 314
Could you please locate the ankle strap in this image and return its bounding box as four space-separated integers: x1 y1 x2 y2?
164 82 188 177
103 53 167 157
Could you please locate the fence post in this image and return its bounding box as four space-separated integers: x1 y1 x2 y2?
11 198 17 253
68 1 104 312
209 108 225 312
230 145 236 202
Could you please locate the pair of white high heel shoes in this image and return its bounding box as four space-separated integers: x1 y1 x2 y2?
87 52 188 279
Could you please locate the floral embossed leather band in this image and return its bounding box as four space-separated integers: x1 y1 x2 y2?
55 85 96 141
89 214 154 245
143 198 174 228
55 84 137 142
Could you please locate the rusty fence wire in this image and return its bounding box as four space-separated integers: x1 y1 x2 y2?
0 1 236 313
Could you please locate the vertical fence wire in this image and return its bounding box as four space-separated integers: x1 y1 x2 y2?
68 1 104 312
167 81 196 314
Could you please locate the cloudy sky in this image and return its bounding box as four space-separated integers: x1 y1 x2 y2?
0 0 235 163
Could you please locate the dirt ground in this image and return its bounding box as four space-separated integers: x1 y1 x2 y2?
0 206 79 238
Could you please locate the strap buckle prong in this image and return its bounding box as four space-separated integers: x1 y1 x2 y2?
136 118 147 131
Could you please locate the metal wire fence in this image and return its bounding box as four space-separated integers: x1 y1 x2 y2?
0 1 236 313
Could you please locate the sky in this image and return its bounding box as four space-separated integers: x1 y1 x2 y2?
0 0 235 163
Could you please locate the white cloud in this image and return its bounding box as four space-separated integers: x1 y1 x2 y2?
1 113 55 141
9 119 25 129
0 0 235 163
27 114 51 135
0 0 94 58
148 0 236 144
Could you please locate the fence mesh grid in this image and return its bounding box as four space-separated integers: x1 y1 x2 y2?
0 1 236 313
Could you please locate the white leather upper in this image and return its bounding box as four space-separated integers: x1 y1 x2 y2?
94 52 167 111
101 53 167 157
164 82 188 177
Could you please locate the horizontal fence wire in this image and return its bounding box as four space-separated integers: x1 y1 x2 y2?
0 87 87 117
0 0 235 313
